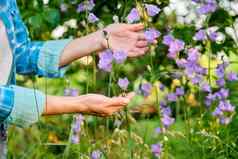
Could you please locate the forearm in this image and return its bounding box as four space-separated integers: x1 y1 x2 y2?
59 30 105 66
43 95 88 115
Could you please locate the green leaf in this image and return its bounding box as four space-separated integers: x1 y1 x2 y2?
27 14 44 29
42 8 60 27
227 81 238 106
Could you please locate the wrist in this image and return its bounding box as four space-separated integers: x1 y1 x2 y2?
93 30 108 51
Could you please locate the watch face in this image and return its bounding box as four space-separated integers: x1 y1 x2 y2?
0 20 13 85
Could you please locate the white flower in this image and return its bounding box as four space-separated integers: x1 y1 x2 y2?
51 25 68 39
175 1 189 16
215 32 225 44
112 15 119 23
225 27 238 43
184 12 196 24
177 16 185 24
163 6 173 16
43 0 49 5
206 26 219 34
64 19 77 29
230 2 238 15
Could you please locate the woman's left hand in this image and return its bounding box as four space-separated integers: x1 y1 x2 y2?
102 23 154 57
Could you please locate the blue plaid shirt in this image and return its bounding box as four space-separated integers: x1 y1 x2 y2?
0 0 71 126
0 0 71 157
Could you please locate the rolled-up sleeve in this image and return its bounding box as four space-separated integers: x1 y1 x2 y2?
12 0 73 78
0 85 45 127
36 39 72 78
8 86 45 127
15 39 72 78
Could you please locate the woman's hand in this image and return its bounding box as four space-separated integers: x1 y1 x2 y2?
76 93 134 116
44 93 135 117
102 23 152 57
59 23 152 66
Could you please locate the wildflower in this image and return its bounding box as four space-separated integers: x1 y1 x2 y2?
162 115 175 127
167 93 177 102
98 50 113 72
161 107 172 116
113 50 127 64
127 8 140 23
71 134 79 144
88 13 99 23
118 77 129 91
215 88 229 100
140 83 152 97
191 75 203 84
227 72 238 81
77 0 95 13
219 117 232 125
64 19 77 29
91 150 102 159
205 93 216 106
51 25 68 39
144 28 161 43
216 78 225 87
77 3 85 13
60 3 68 12
187 48 199 62
159 84 165 91
201 83 211 92
194 29 207 41
163 35 174 46
218 100 235 112
168 39 185 59
155 127 161 134
176 87 185 96
145 4 160 17
197 1 217 15
151 143 162 157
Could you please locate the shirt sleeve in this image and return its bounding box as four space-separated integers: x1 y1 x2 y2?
12 0 72 78
0 85 45 128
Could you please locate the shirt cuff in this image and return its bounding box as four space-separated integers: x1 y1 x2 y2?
8 86 45 127
37 39 72 78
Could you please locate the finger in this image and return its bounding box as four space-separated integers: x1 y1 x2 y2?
137 32 146 40
135 40 148 48
130 47 149 56
128 23 144 32
110 97 130 107
125 92 136 100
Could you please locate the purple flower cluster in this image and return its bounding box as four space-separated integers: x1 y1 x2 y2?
196 0 217 15
194 28 220 42
160 100 175 128
77 0 95 13
151 143 162 157
91 150 102 159
140 82 152 97
118 77 129 91
71 114 84 144
176 48 208 85
163 35 185 59
64 88 79 96
127 8 140 23
88 13 99 23
207 62 237 124
98 49 128 72
144 28 161 43
145 4 160 17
